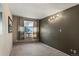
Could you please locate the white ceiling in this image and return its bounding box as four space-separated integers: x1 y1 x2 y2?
8 3 78 19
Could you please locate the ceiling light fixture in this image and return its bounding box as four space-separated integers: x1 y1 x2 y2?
48 13 62 24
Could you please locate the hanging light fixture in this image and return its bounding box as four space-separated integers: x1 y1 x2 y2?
48 16 55 23
48 13 62 23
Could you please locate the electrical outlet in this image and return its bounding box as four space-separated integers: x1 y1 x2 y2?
73 50 77 54
70 49 77 56
70 49 73 52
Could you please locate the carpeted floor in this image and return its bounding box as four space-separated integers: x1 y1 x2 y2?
10 42 69 56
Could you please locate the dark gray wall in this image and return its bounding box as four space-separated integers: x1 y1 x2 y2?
40 5 79 55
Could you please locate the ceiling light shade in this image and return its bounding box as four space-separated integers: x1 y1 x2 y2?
55 13 62 21
52 16 56 19
56 13 62 18
50 17 53 19
48 16 55 23
48 18 54 23
56 14 60 17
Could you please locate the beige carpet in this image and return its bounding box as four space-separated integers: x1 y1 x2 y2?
10 42 69 56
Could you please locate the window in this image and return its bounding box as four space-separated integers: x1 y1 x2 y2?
24 21 33 38
24 21 33 33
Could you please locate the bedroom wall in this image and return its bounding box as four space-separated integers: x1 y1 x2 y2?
40 5 79 55
0 3 13 56
12 15 39 43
